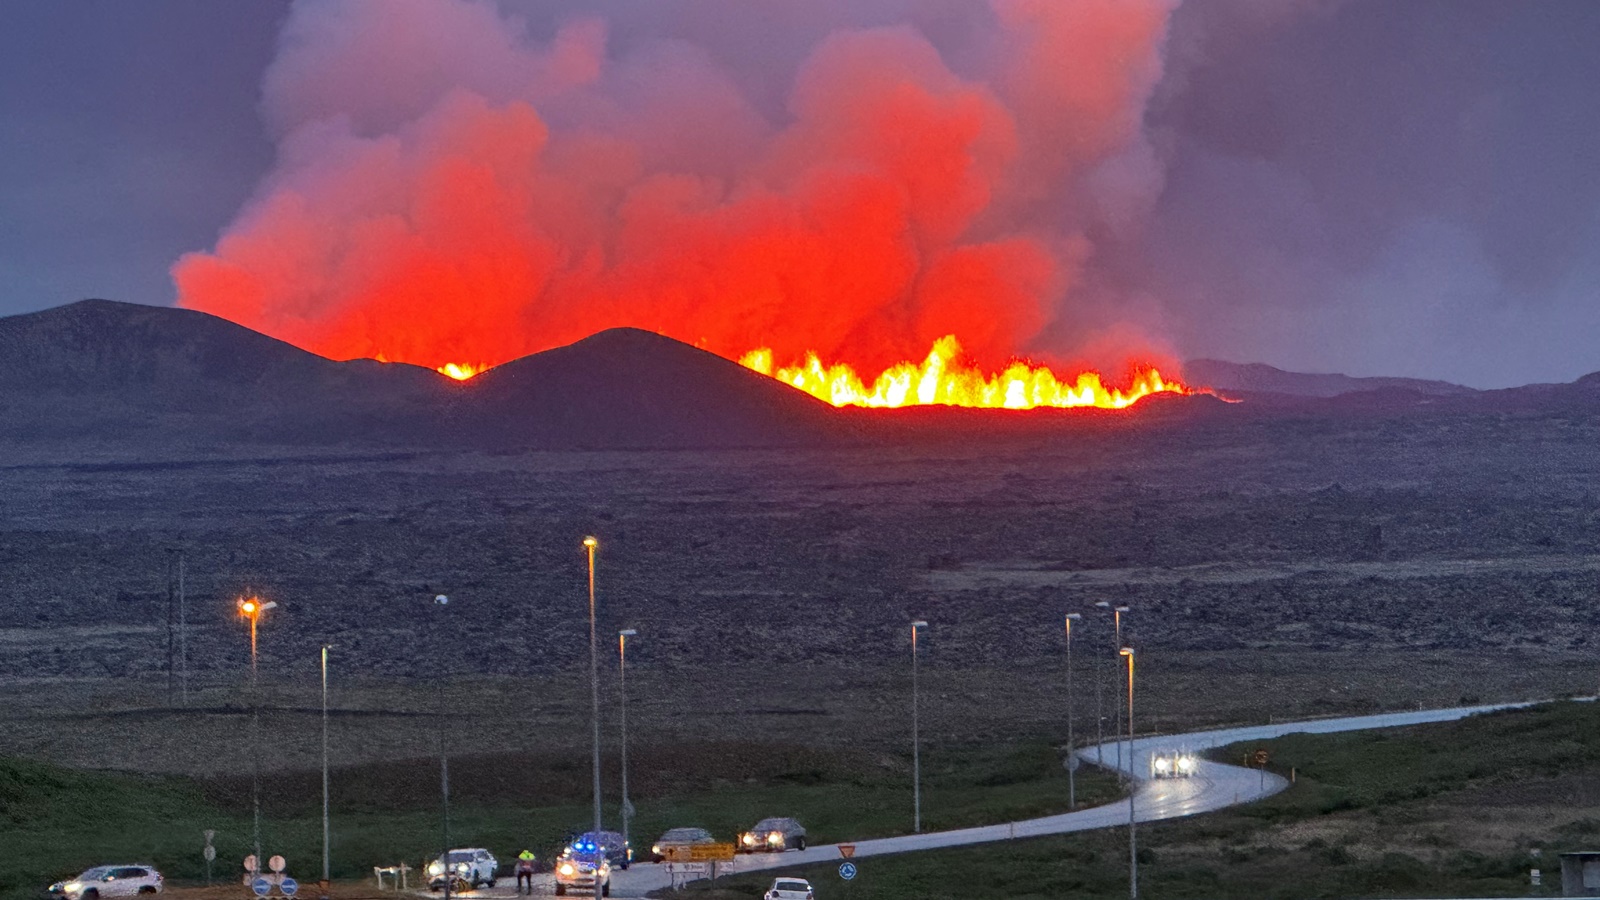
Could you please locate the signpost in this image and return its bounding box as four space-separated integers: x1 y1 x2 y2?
280 878 299 897
686 844 736 862
1253 748 1270 791
252 879 272 897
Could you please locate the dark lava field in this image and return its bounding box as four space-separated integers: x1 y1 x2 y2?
2 403 1597 776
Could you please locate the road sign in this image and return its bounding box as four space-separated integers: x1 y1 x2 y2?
1252 748 1270 766
203 846 216 862
687 843 736 862
252 878 271 897
280 877 299 897
1065 755 1081 773
838 844 856 859
671 863 710 874
839 862 857 881
269 856 287 873
204 830 215 843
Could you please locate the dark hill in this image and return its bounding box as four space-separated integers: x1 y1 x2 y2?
1186 359 1476 399
463 327 859 449
0 300 451 447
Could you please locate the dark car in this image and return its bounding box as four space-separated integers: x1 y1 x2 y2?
649 827 716 863
736 818 806 853
562 830 632 869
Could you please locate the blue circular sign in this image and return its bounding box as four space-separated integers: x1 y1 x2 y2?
252 879 272 897
280 878 299 897
839 862 857 881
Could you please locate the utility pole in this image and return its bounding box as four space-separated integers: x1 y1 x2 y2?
165 550 177 705
434 595 452 900
178 552 188 705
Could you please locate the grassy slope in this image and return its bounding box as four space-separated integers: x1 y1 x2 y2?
0 739 1119 900
677 701 1600 900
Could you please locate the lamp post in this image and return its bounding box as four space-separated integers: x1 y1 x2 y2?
1113 605 1130 776
911 620 929 833
237 596 277 880
618 628 638 856
434 595 452 900
1065 612 1082 809
321 645 334 898
1094 601 1110 763
1121 646 1137 900
584 537 603 900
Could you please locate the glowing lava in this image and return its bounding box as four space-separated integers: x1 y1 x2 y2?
740 336 1194 409
437 362 486 380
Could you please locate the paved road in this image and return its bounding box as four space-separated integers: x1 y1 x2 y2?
452 700 1539 898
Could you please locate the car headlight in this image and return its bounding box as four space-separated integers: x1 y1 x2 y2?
558 864 574 876
64 884 83 894
456 863 470 873
651 845 661 855
742 834 756 846
427 863 443 876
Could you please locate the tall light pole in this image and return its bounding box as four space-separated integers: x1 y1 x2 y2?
1094 601 1110 764
583 537 603 900
321 645 334 898
434 595 452 900
1113 605 1130 776
911 620 928 833
1065 612 1082 809
1121 646 1137 900
237 596 276 880
618 628 638 856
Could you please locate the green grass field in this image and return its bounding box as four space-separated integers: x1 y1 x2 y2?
673 701 1600 900
0 737 1120 900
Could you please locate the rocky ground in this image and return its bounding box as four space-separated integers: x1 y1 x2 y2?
1 404 1596 780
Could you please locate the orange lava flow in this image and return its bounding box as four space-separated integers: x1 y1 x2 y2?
739 336 1194 409
437 362 486 380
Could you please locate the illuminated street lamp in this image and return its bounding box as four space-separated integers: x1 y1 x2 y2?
1093 601 1110 763
1065 612 1083 809
1121 646 1137 900
237 596 277 879
583 537 603 900
618 628 638 856
434 595 452 900
320 645 334 900
911 620 929 833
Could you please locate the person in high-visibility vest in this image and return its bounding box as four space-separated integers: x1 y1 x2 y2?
515 850 536 895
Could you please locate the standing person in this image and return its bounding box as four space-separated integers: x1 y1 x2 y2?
516 850 536 895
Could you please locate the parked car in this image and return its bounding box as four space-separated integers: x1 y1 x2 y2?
426 848 497 891
554 851 610 897
736 817 806 853
763 878 815 900
649 827 716 863
564 830 631 869
49 866 163 900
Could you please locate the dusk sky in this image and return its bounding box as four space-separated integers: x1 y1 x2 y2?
2 0 1597 388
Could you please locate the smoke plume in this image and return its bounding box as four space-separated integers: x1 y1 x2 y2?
174 0 1177 374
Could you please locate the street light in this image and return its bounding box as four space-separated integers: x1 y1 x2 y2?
911 620 929 833
583 537 603 900
1065 613 1083 809
1112 605 1131 776
433 595 452 900
320 645 334 900
1121 646 1137 900
618 628 638 856
1094 601 1110 764
237 596 277 879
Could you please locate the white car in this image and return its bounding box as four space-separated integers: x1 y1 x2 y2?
427 848 498 891
764 877 814 900
1150 749 1199 778
49 866 163 900
554 852 610 897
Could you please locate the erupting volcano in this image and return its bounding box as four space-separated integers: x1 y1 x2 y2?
743 336 1193 409
173 0 1192 410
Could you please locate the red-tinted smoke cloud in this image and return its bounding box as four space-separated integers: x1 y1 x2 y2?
174 0 1177 374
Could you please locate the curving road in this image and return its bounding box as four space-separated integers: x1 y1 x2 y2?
469 699 1540 897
